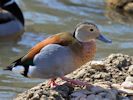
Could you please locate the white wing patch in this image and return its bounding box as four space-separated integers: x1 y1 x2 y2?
27 65 36 77
12 65 24 74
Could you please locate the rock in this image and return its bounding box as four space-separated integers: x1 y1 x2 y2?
71 91 87 100
40 95 47 100
98 92 107 98
106 0 133 24
89 61 105 70
104 53 132 69
88 82 118 100
94 82 112 89
124 3 133 12
107 89 118 100
106 0 133 12
124 76 133 82
72 67 86 79
121 81 133 90
121 97 131 100
128 65 133 75
121 76 133 90
89 85 107 93
105 7 133 24
119 88 133 95
95 95 103 100
27 92 34 99
86 94 96 100
130 96 133 100
112 84 133 95
93 72 110 79
31 93 40 100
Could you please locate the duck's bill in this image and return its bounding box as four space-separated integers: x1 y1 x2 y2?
97 34 112 43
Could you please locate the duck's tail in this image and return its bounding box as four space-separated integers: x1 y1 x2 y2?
4 64 14 71
3 57 23 71
3 57 30 77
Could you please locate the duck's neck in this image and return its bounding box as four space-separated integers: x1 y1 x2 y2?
73 40 96 67
3 2 24 26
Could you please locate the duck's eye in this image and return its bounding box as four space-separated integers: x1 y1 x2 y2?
90 29 94 32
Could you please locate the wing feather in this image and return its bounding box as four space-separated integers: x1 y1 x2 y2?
22 32 74 62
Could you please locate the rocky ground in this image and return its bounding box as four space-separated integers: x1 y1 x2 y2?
107 0 133 12
15 53 133 100
105 0 133 24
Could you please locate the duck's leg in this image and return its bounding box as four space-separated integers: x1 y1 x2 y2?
60 76 91 87
48 78 58 88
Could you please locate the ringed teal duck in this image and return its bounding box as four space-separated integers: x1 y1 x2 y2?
4 22 112 87
0 0 24 38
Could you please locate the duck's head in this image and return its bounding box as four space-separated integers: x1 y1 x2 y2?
74 22 112 43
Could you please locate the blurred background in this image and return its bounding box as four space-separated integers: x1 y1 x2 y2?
0 0 133 99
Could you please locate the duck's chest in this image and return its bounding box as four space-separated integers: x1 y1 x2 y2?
71 40 96 67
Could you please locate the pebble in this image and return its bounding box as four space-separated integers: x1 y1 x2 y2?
86 94 96 100
27 92 34 99
124 3 133 12
90 61 105 70
125 76 133 82
106 90 117 100
128 65 133 75
40 95 47 100
31 94 40 100
71 91 87 100
121 81 133 90
121 97 131 100
89 85 106 93
113 83 133 95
